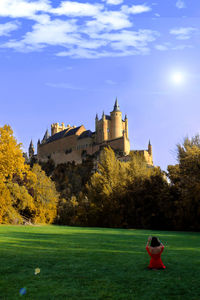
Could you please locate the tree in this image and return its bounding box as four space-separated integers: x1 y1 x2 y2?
0 125 25 182
7 182 35 217
86 147 158 227
28 164 59 224
0 125 59 224
0 176 13 223
168 135 200 230
86 147 126 226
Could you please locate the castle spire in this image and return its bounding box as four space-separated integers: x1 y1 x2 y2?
102 111 105 118
113 97 120 111
29 140 34 158
148 139 152 156
42 129 50 144
125 114 127 120
96 113 98 120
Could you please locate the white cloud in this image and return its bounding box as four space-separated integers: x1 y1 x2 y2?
24 19 78 45
85 10 131 32
172 44 193 50
1 39 44 52
176 0 186 9
0 0 159 58
155 44 168 51
51 1 103 17
0 0 50 18
122 4 151 14
56 29 158 58
102 30 158 52
1 18 108 52
56 48 101 59
105 79 117 85
1 19 79 52
155 43 193 51
31 14 51 24
170 27 197 40
0 21 20 36
46 82 84 90
103 0 124 5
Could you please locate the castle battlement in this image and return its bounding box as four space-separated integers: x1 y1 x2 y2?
51 122 76 136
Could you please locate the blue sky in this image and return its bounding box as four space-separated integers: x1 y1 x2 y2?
0 0 200 170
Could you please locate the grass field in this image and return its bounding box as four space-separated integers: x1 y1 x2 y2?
0 225 200 300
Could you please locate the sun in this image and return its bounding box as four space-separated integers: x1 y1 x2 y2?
171 71 185 85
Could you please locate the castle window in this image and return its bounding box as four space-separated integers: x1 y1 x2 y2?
65 148 72 154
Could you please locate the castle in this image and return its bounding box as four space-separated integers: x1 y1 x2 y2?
29 99 153 166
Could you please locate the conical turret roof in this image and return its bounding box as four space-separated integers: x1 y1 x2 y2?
113 97 120 111
29 140 34 150
42 129 50 144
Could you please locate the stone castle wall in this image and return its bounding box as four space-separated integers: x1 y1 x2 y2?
36 100 152 166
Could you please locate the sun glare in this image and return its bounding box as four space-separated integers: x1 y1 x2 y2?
171 71 185 85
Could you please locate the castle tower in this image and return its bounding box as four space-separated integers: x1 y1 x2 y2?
95 114 99 143
148 140 153 165
29 140 34 158
125 114 128 138
110 98 122 140
95 114 98 131
102 111 108 141
51 123 59 136
148 140 152 156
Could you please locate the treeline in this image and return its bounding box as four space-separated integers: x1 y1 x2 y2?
42 148 173 229
1 124 200 230
40 137 200 231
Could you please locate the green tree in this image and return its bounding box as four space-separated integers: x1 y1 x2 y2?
168 135 200 230
86 147 126 226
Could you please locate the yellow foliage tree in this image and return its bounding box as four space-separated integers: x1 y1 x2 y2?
0 177 11 223
88 146 127 198
0 125 59 224
0 125 25 182
29 164 59 224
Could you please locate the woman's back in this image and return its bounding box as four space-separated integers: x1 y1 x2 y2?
149 245 163 255
146 236 166 269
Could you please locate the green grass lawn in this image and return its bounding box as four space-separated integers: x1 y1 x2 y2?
0 225 200 300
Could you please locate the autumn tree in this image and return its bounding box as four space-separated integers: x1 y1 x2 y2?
0 125 26 182
26 164 58 224
0 125 59 224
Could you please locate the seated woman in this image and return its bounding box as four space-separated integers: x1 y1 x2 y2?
146 236 166 269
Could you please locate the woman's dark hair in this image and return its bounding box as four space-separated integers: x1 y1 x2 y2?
150 236 161 247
